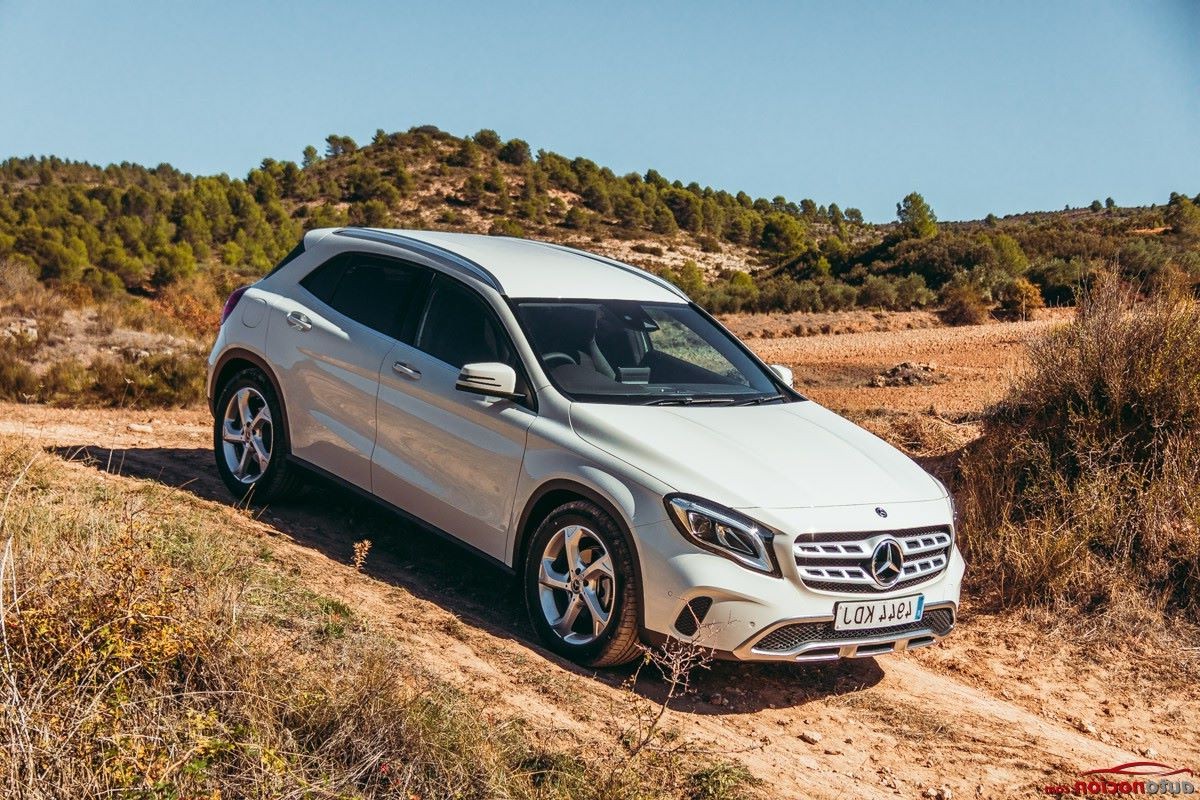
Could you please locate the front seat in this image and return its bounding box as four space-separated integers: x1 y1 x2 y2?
527 306 615 378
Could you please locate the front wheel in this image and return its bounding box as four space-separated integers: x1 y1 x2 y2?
213 368 301 503
524 500 642 667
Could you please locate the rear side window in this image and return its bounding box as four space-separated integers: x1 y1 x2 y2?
416 278 518 370
301 254 428 339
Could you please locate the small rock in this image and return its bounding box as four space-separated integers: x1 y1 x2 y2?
823 748 841 755
939 789 954 800
800 730 822 745
1142 747 1158 759
127 423 154 434
844 737 853 744
923 790 937 799
1076 720 1098 736
708 693 725 706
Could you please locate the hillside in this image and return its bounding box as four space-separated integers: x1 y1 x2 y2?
2 124 1198 327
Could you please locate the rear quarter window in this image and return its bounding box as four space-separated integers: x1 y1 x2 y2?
300 253 429 339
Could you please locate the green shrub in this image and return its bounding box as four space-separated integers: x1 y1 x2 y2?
488 218 525 238
819 280 857 311
857 275 898 309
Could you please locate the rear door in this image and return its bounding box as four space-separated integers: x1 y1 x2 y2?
372 275 536 560
268 252 430 489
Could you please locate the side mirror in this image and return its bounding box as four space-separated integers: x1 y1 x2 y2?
456 362 522 400
768 364 794 388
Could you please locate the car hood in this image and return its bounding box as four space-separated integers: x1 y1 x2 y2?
569 401 944 510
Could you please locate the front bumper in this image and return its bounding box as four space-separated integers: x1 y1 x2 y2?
728 601 956 662
633 498 965 662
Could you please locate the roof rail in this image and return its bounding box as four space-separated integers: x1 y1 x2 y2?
333 228 503 292
525 239 689 300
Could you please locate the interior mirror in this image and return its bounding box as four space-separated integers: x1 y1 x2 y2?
768 364 794 388
456 362 521 400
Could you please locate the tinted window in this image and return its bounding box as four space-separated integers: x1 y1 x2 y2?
417 279 517 370
301 254 426 339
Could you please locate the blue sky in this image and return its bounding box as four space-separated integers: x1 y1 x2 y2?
0 1 1196 221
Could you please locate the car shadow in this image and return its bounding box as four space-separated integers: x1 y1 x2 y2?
50 443 885 714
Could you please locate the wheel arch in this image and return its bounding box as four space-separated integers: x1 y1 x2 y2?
210 348 291 441
514 478 647 634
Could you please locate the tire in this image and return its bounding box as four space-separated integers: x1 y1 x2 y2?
524 500 642 667
213 368 302 503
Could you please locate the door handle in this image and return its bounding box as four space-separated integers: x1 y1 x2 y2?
285 311 312 332
392 361 421 380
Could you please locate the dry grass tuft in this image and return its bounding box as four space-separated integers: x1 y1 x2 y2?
956 278 1200 626
0 440 754 799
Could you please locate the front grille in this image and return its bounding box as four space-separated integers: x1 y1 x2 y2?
794 526 952 593
753 607 955 654
673 596 713 636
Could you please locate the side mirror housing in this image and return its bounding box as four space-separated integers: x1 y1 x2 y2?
768 364 794 388
456 362 522 400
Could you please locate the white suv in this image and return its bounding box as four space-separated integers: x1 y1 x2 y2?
207 228 963 667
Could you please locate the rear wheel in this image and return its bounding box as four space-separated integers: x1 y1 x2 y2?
524 500 642 667
213 368 301 503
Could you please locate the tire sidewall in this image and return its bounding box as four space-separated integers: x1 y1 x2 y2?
523 502 637 665
213 368 290 502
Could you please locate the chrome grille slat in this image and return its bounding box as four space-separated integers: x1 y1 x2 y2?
794 526 953 593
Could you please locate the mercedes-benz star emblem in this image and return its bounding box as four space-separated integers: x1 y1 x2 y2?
870 538 904 588
875 506 888 518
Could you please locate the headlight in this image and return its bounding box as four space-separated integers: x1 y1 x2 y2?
665 495 780 576
932 477 959 533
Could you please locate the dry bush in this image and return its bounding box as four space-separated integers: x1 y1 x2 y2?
0 349 206 409
0 441 753 799
995 276 1045 321
152 278 223 337
939 282 990 326
956 278 1200 623
0 347 38 402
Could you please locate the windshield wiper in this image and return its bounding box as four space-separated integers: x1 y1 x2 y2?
733 394 787 406
642 396 737 406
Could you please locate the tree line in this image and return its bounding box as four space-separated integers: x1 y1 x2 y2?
1 125 1197 317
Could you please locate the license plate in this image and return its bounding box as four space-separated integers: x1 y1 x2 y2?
833 595 924 632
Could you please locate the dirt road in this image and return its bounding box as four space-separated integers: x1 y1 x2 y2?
2 315 1195 799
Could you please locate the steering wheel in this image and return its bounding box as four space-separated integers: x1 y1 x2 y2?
541 352 577 369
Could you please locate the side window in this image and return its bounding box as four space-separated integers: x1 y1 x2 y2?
300 254 427 339
416 279 517 370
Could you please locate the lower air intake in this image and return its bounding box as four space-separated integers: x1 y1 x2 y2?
673 596 713 636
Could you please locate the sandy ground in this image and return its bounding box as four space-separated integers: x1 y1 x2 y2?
2 311 1196 799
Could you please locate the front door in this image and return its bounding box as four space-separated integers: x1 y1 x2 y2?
372 276 535 560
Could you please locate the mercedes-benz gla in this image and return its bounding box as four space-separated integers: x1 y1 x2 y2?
207 228 964 666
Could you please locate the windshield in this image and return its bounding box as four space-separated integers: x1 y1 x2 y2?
514 300 790 405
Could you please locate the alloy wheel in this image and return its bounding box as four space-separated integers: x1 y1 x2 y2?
537 524 616 645
220 386 273 484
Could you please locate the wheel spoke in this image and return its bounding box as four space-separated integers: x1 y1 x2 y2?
250 407 271 432
562 525 583 573
581 587 610 636
538 558 570 590
235 444 252 478
249 435 270 472
221 421 242 443
553 594 583 636
581 553 613 582
236 389 253 429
